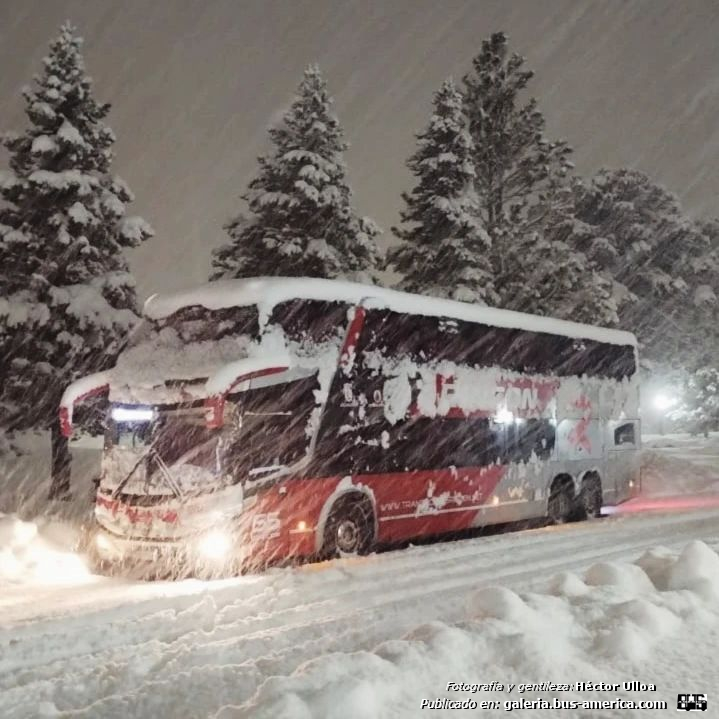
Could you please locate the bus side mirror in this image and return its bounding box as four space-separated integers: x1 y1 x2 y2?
59 406 73 438
203 363 291 429
59 372 111 438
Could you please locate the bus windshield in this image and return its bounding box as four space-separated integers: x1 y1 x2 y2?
105 403 223 495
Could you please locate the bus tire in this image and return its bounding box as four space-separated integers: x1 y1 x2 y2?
579 473 603 519
547 475 574 524
322 494 374 558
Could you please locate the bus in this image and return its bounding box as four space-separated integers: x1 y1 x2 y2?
60 277 640 574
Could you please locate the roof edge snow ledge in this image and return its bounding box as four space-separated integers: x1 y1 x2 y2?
143 277 637 347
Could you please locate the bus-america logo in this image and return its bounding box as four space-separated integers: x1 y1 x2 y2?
677 694 708 711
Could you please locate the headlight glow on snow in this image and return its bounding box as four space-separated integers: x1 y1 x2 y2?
111 406 155 422
196 530 231 561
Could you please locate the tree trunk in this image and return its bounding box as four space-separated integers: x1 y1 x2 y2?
49 420 72 500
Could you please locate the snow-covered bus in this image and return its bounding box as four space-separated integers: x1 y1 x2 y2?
61 277 640 574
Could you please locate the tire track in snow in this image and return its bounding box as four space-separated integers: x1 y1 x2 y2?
1 510 713 677
2 508 718 717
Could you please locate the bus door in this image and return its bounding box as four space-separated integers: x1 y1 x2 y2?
607 420 640 502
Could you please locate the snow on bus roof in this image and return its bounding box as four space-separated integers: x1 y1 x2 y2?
144 277 637 348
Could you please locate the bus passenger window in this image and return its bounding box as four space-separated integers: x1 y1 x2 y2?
614 422 635 447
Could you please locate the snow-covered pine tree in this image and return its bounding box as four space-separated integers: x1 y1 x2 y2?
211 65 381 282
502 183 619 325
0 23 153 497
572 168 715 370
462 32 573 255
459 33 615 323
387 78 496 304
671 367 719 436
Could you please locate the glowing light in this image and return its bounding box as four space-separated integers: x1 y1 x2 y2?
196 530 231 561
297 520 307 531
95 532 113 552
653 394 677 411
111 406 155 422
492 495 500 506
515 417 525 425
34 551 91 584
495 408 514 424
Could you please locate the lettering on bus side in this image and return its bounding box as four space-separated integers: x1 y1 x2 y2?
496 377 560 416
250 512 281 540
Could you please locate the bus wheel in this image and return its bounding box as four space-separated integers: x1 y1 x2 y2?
580 473 603 519
548 476 574 524
323 494 374 557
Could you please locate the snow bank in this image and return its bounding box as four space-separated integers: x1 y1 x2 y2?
0 431 101 519
216 541 719 718
641 433 719 495
0 513 89 586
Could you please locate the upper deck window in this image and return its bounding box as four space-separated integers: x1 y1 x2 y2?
140 304 261 344
357 308 635 381
268 299 349 343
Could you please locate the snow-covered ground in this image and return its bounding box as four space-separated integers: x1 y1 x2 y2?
1 434 718 718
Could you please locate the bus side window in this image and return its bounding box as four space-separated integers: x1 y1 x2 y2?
614 422 636 447
499 419 555 463
223 375 319 478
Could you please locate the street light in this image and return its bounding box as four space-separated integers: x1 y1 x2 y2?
653 392 678 435
653 393 677 411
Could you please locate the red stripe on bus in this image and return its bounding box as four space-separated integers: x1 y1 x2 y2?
339 305 366 372
96 494 179 525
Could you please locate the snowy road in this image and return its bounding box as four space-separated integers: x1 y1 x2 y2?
1 499 719 718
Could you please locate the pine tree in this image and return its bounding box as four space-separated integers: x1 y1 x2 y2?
672 367 719 436
503 184 619 325
572 168 715 370
211 65 381 282
0 23 153 497
458 32 619 324
387 79 496 304
462 32 573 255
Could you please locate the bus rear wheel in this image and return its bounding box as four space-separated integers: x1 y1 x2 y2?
548 476 575 524
323 495 374 557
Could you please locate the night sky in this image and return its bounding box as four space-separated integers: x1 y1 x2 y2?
1 0 718 297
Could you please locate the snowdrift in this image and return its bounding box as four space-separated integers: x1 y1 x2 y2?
217 541 719 718
642 433 719 495
0 513 89 586
0 432 100 519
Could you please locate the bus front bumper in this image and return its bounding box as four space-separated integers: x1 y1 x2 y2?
90 525 244 577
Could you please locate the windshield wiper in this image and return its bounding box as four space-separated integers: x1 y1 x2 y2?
111 443 156 500
152 451 184 500
110 441 184 501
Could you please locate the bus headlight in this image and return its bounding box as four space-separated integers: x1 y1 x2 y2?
96 532 112 552
196 530 232 561
94 531 121 559
111 406 155 422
